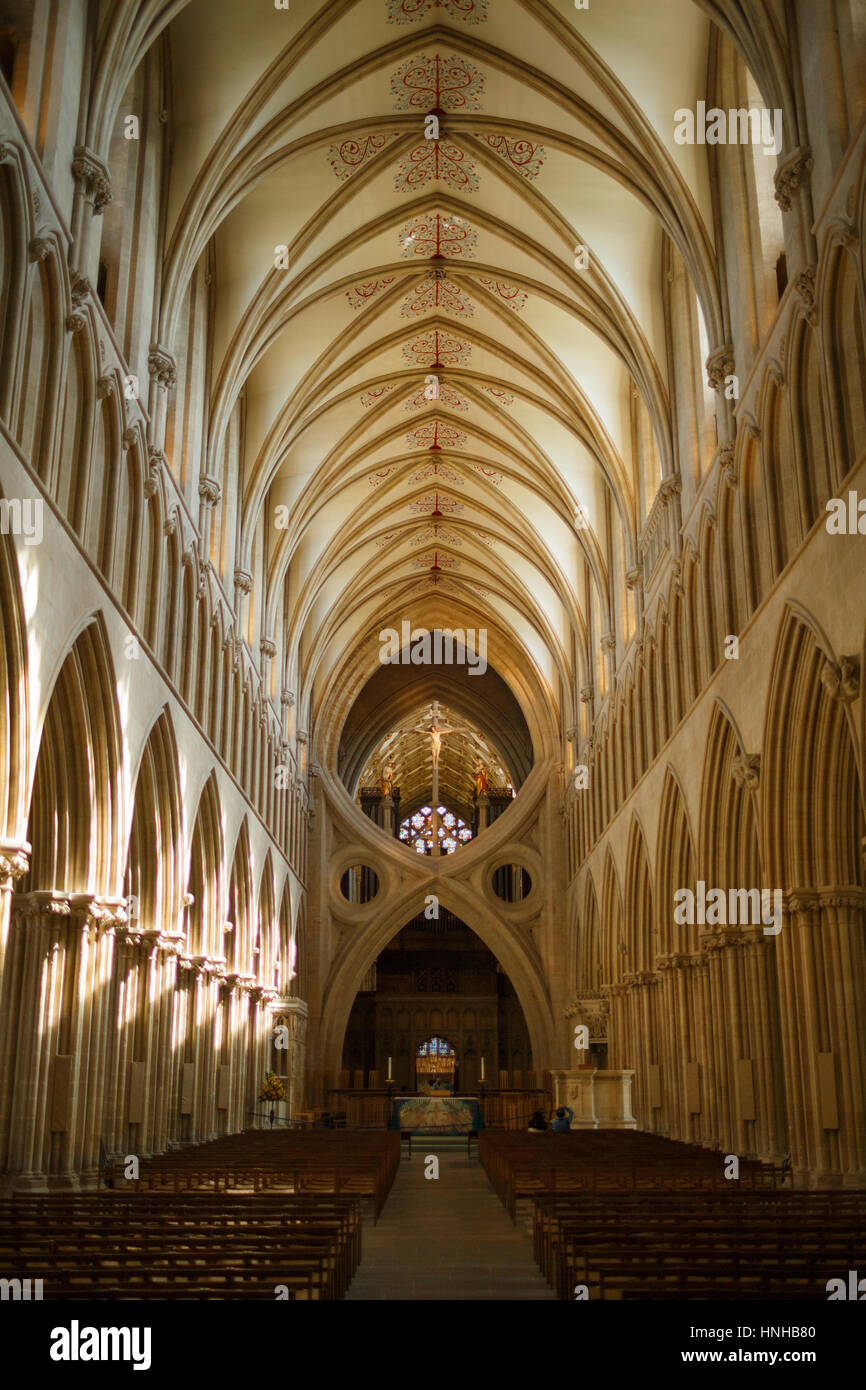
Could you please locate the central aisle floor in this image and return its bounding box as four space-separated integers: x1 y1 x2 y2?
345 1146 557 1300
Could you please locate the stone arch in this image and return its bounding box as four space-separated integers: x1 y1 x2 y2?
22 615 123 896
185 772 224 960
656 767 697 957
125 706 183 935
624 815 654 973
316 873 556 1096
226 817 253 974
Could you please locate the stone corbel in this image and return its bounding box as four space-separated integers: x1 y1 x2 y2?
144 449 165 499
717 441 737 487
600 631 616 655
198 476 221 507
147 344 178 390
71 146 112 214
96 373 115 400
260 637 276 663
281 688 295 708
28 234 52 263
579 684 593 704
773 146 812 213
821 655 859 704
625 565 642 590
731 752 761 789
705 345 735 393
795 266 817 327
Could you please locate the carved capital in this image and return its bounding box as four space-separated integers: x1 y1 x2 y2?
821 655 859 704
147 344 177 389
66 310 87 334
121 427 139 452
71 146 112 214
731 752 761 790
774 146 812 212
579 684 594 704
0 843 31 892
96 374 114 400
625 565 642 590
234 568 253 595
260 638 277 660
600 631 616 654
281 688 295 708
144 449 165 498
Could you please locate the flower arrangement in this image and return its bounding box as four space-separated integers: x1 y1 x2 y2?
258 1071 287 1104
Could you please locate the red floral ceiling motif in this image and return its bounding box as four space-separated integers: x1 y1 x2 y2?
469 461 503 486
405 419 468 450
401 272 475 319
471 528 497 547
404 381 469 412
375 530 402 549
399 211 478 259
360 384 399 408
412 548 460 570
475 133 545 181
477 276 528 312
391 54 485 113
411 523 462 547
329 132 400 181
402 329 471 367
368 465 401 486
395 141 479 194
346 278 396 311
409 491 464 515
480 383 515 407
387 0 489 24
409 456 465 485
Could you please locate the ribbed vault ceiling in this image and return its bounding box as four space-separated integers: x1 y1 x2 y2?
156 0 742 751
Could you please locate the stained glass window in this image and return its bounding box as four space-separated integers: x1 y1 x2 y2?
398 805 473 854
417 1036 454 1057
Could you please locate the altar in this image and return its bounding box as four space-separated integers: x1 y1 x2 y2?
390 1095 483 1134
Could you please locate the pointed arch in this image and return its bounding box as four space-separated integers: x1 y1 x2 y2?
125 707 183 934
226 817 253 973
185 771 224 958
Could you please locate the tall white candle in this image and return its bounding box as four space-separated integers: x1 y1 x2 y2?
387 1055 392 1081
480 1056 486 1081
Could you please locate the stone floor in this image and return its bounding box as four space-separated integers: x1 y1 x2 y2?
345 1145 557 1300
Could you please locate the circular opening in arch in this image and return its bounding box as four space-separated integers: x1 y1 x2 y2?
339 864 380 904
491 864 532 903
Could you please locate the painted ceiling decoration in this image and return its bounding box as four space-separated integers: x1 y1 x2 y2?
402 329 472 368
474 132 545 181
329 132 401 181
412 548 460 570
408 491 464 515
479 385 514 407
407 457 466 486
405 420 468 450
403 381 469 411
386 0 490 25
361 384 399 408
394 140 480 194
400 272 475 319
399 211 478 258
475 277 528 312
347 278 397 311
410 523 462 546
390 54 485 113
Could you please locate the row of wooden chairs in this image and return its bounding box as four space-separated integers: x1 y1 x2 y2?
0 1191 363 1299
532 1190 866 1300
478 1130 788 1219
107 1129 400 1221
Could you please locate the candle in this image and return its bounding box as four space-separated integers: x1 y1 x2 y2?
387 1056 392 1081
480 1057 485 1081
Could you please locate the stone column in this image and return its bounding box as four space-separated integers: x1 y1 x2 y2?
0 843 31 1172
777 889 866 1187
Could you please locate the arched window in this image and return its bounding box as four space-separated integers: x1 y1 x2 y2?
417 1036 454 1057
399 805 473 854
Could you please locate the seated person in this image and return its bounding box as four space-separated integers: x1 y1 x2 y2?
528 1109 548 1132
551 1105 574 1132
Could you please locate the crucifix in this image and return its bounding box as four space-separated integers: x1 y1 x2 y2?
412 699 459 855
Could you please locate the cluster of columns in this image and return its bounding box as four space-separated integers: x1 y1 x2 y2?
581 894 866 1186
0 844 306 1190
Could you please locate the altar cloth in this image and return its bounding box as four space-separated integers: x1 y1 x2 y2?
390 1095 483 1133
